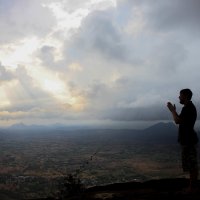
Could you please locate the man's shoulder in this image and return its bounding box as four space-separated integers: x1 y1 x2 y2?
186 101 196 109
181 102 196 115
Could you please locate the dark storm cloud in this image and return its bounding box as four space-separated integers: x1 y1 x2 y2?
138 0 200 34
147 41 187 74
81 77 171 121
99 106 170 121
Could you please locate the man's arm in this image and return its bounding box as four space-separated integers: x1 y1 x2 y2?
167 102 182 124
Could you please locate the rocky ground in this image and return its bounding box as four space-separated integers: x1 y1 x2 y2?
2 178 200 200
80 178 200 200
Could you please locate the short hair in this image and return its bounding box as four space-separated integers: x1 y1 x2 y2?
180 88 193 100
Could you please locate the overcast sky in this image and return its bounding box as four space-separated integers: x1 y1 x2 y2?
0 0 200 127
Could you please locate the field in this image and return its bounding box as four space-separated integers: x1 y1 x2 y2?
0 124 195 199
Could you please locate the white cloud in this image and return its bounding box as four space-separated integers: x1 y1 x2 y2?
0 0 56 44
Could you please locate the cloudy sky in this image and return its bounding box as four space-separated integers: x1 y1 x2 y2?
0 0 200 127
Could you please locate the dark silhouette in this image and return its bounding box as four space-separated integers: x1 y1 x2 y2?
167 88 198 191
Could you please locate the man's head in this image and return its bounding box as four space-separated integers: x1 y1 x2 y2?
179 88 193 104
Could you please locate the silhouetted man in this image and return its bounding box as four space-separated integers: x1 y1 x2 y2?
167 89 198 190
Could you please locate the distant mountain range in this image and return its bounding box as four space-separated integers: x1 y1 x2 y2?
101 122 178 145
6 122 100 130
140 122 178 143
6 122 68 130
2 122 179 145
6 121 177 131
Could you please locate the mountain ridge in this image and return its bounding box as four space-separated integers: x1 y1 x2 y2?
5 121 177 131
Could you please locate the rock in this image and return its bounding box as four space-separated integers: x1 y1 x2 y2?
79 178 200 200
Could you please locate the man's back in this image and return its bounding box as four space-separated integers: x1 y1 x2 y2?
178 101 198 145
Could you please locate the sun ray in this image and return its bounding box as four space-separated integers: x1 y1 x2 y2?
27 66 86 111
